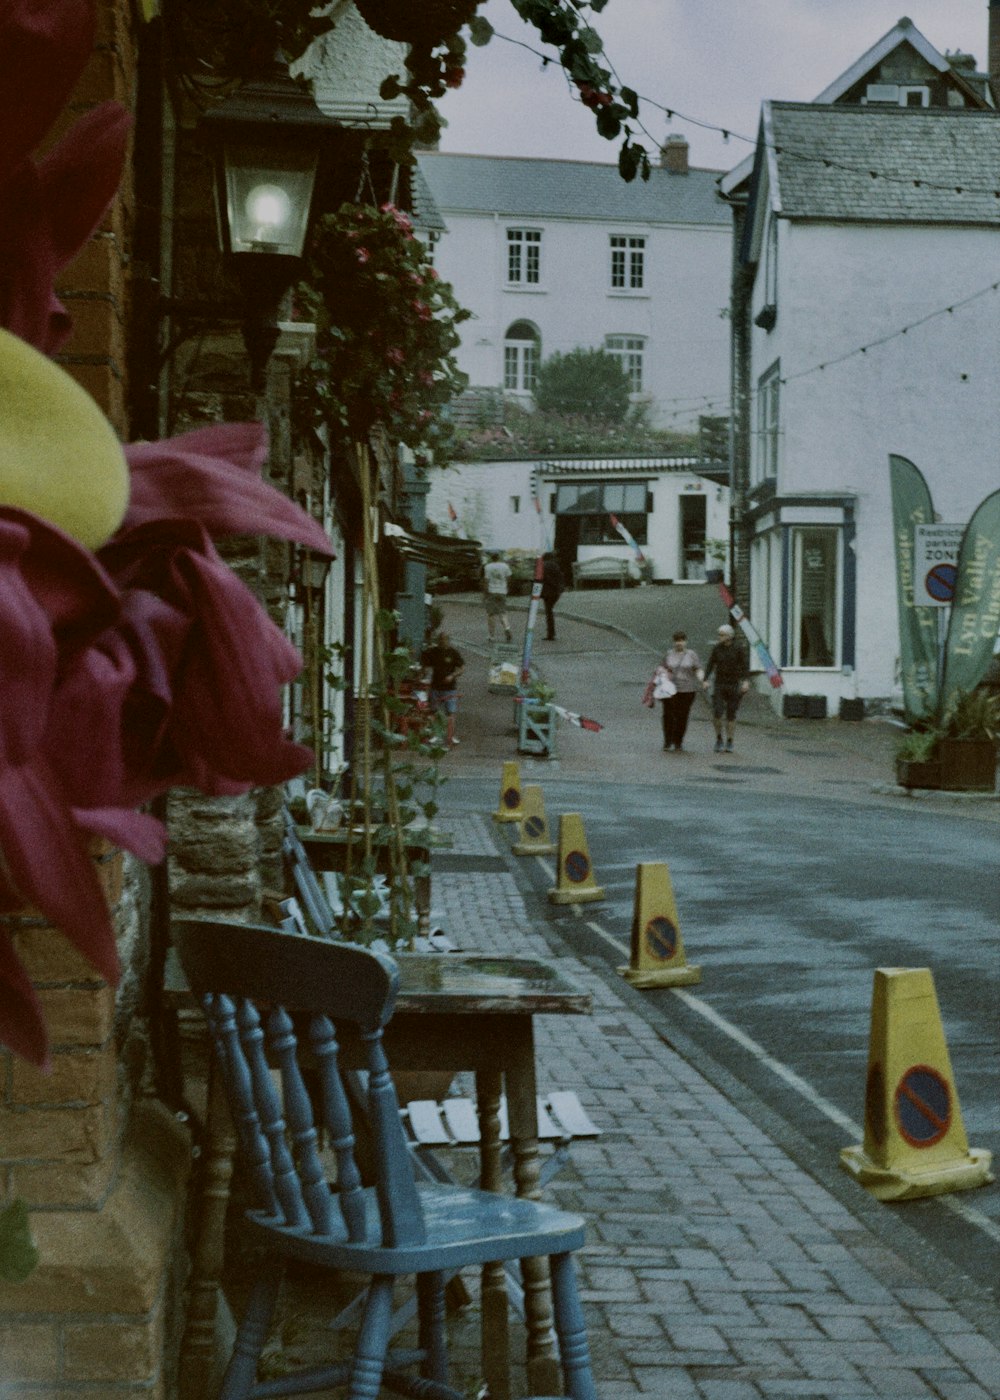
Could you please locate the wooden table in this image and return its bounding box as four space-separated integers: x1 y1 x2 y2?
174 949 591 1400
296 824 452 939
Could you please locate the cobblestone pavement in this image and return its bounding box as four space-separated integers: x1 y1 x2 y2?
424 810 1000 1399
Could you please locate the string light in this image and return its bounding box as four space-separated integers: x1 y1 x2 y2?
487 27 1000 201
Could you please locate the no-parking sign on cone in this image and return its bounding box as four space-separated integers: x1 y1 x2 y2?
512 785 556 855
840 967 993 1201
491 761 523 823
548 813 605 904
619 863 701 988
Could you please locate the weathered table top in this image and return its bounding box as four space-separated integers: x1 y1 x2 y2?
392 952 591 1017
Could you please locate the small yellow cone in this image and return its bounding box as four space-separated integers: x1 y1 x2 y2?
512 785 556 855
491 761 523 823
548 813 605 904
618 862 701 987
840 967 993 1201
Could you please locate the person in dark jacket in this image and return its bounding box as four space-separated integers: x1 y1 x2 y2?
541 552 565 641
420 632 464 749
702 623 750 753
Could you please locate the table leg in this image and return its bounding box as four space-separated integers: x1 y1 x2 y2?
179 1063 237 1399
505 1029 562 1398
476 1069 510 1400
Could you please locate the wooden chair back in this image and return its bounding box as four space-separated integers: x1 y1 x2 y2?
173 917 426 1247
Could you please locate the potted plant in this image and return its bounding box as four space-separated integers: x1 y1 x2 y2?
518 677 558 757
895 728 943 790
704 538 727 584
937 688 1000 792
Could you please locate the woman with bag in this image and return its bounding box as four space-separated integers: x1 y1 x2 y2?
644 631 704 752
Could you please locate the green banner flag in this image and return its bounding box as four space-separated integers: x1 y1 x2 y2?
888 454 939 723
941 488 1000 712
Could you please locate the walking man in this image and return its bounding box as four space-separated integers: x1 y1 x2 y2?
541 552 565 641
420 631 464 750
703 623 750 753
482 550 512 643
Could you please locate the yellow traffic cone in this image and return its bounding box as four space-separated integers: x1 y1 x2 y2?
548 813 605 904
618 862 701 988
512 785 556 855
840 967 993 1201
491 761 523 823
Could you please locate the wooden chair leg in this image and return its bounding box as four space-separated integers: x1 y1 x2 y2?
549 1252 598 1400
417 1271 449 1383
219 1257 283 1400
348 1275 395 1400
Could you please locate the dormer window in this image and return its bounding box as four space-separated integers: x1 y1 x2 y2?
863 82 929 107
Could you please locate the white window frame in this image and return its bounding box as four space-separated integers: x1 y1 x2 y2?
605 334 645 393
506 228 542 286
754 362 780 484
764 217 778 308
610 235 645 291
789 526 841 669
503 323 540 393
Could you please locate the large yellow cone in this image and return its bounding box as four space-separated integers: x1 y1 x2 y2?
512 785 556 855
491 761 523 823
548 813 605 904
619 862 701 988
840 967 993 1201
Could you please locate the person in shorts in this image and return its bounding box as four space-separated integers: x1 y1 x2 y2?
702 623 750 753
482 550 512 642
420 632 464 749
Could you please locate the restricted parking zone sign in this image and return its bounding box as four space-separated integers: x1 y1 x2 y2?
914 524 963 607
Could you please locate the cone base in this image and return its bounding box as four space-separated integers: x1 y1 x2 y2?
839 1144 994 1201
617 963 702 988
492 811 522 824
548 885 606 905
513 841 557 856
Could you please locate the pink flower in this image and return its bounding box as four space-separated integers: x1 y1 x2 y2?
356 247 370 264
386 347 405 366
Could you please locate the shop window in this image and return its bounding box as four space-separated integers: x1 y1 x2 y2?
791 527 839 667
755 362 780 482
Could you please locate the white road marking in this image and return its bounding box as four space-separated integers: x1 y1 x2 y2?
580 916 1000 1244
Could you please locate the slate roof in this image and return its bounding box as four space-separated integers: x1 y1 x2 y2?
416 152 729 226
765 102 1000 224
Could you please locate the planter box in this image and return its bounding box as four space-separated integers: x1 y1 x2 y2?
783 694 807 718
896 758 942 790
806 695 827 719
938 738 997 792
517 701 557 757
839 698 865 722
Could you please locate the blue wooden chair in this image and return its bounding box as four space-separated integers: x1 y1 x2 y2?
174 918 598 1400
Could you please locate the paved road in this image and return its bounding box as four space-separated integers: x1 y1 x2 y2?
433 585 1000 1305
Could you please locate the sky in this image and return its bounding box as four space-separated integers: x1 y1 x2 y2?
435 0 993 171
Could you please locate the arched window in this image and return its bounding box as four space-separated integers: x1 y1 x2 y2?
504 321 541 394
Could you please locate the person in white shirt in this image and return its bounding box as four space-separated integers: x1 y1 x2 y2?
482 550 513 642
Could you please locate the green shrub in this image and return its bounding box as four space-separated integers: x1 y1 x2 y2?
535 348 630 423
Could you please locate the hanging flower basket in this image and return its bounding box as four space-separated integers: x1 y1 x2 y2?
354 0 479 45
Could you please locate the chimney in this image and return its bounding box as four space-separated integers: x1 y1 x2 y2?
660 133 689 175
991 0 1000 104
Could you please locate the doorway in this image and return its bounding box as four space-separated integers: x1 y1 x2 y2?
554 514 581 587
679 494 707 580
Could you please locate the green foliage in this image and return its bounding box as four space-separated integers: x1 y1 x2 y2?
895 728 941 763
941 687 1000 742
534 348 631 422
454 398 698 461
296 203 470 458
